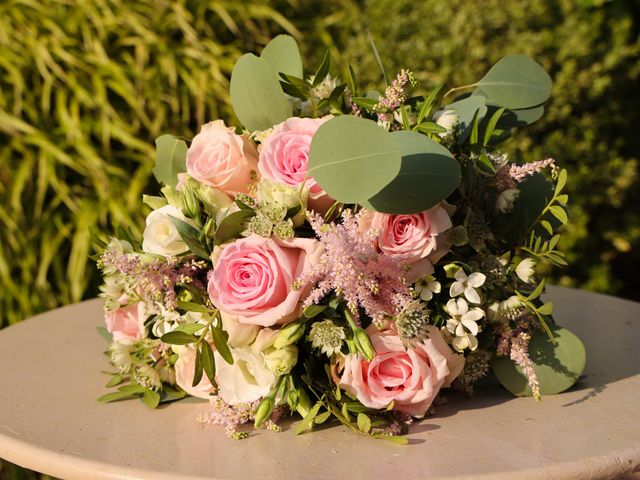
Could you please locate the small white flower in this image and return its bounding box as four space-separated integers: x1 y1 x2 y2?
515 258 536 283
215 347 276 405
134 363 162 391
108 341 133 373
496 188 520 213
445 298 485 352
309 73 339 99
415 275 441 301
449 269 486 304
434 109 458 137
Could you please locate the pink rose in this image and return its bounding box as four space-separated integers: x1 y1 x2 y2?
174 346 216 400
104 303 145 344
258 117 334 213
339 326 464 417
360 204 453 281
208 234 319 327
186 120 258 195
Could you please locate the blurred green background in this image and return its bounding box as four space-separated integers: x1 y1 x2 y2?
0 0 638 477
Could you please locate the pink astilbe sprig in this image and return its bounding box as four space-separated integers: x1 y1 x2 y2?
295 210 412 323
373 69 415 125
100 247 207 311
494 158 558 191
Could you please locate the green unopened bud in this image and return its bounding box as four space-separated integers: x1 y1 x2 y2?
253 396 274 428
353 328 376 361
181 186 200 219
264 345 298 376
444 263 462 279
273 321 305 349
203 217 216 238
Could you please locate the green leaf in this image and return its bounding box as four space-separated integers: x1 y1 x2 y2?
97 391 139 403
96 326 112 342
537 302 553 315
416 122 447 134
295 401 322 435
555 194 568 205
308 116 402 204
160 330 198 345
357 413 372 433
483 107 505 145
303 304 327 318
314 411 332 424
347 64 358 96
469 109 480 148
200 341 216 384
373 434 409 445
143 195 168 210
230 53 292 132
214 210 255 245
555 169 568 195
366 29 387 84
192 347 204 387
173 322 204 335
143 389 161 409
152 135 187 188
350 97 379 110
416 85 442 125
168 216 210 260
549 205 568 225
260 35 303 78
492 326 586 396
476 55 552 109
118 384 147 394
312 50 331 86
399 105 411 130
211 324 234 365
444 95 487 142
106 374 124 388
527 278 546 301
540 220 553 235
176 300 211 314
361 130 461 214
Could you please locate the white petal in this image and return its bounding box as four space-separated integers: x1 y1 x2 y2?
464 286 481 304
449 282 465 298
446 298 461 316
430 281 442 294
446 319 459 333
420 289 433 301
456 298 469 315
461 319 479 336
467 272 486 288
455 323 465 337
452 336 467 352
454 269 468 282
462 308 485 322
467 334 478 351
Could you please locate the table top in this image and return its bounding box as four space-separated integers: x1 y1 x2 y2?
0 286 639 480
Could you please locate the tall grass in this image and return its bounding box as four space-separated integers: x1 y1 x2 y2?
0 0 307 327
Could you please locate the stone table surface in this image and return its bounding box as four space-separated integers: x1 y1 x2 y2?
0 286 639 480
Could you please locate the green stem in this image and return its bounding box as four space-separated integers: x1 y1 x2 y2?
195 309 218 348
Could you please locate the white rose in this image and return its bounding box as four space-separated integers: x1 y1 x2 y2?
220 312 259 348
142 205 194 257
215 347 276 405
434 109 459 137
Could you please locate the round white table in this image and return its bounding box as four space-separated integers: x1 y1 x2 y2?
0 286 639 480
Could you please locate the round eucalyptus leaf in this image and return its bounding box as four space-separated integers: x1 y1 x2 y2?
443 95 487 142
308 116 402 204
491 326 587 396
361 130 460 214
260 34 303 78
230 53 292 132
477 54 552 109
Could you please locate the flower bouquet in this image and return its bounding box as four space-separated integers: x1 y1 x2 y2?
96 35 586 441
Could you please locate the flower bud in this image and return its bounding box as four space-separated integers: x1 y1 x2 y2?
353 328 376 361
203 217 216 239
444 263 461 279
294 387 312 418
263 345 298 376
273 321 305 349
181 186 200 219
253 396 274 428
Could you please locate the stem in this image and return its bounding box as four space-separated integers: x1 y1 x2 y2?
443 82 479 99
195 309 218 347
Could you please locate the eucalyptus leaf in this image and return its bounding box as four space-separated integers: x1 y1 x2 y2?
152 135 187 188
230 53 292 132
444 95 487 142
492 326 586 396
215 210 255 245
260 34 303 78
308 116 402 204
476 55 552 109
361 130 461 214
